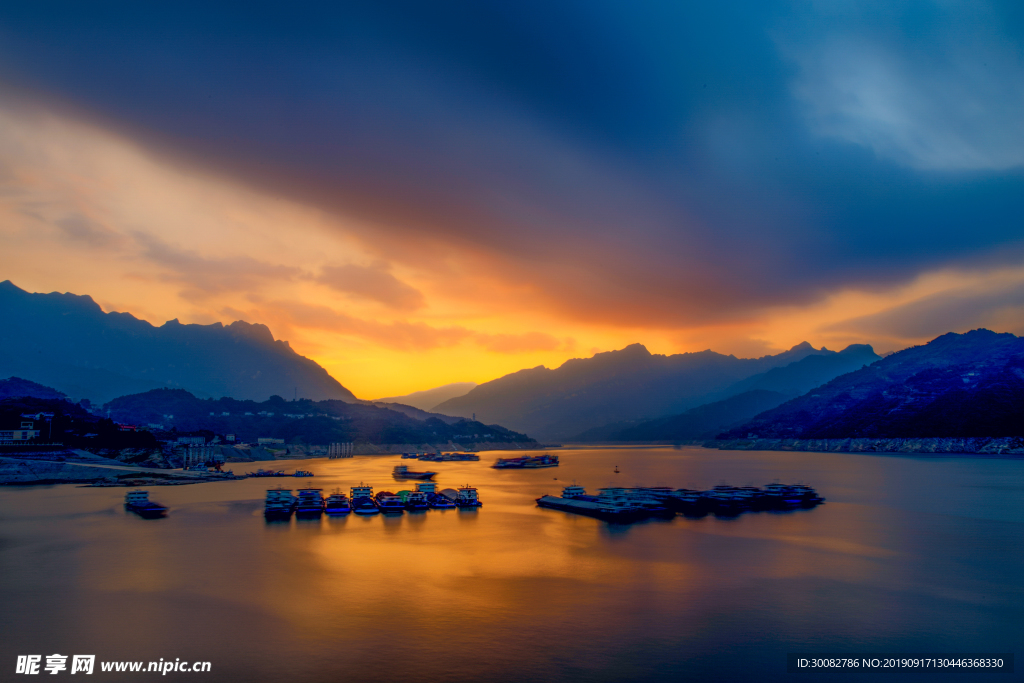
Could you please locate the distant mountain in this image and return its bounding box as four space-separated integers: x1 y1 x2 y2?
718 344 880 397
721 329 1024 439
0 281 357 404
590 343 880 442
434 342 837 440
105 388 534 445
366 401 463 425
587 390 790 442
0 377 67 401
372 382 478 411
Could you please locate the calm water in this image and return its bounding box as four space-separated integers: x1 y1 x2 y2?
1 447 1021 682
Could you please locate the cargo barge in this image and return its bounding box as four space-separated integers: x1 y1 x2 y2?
492 454 559 469
124 489 168 518
392 464 437 480
536 485 650 523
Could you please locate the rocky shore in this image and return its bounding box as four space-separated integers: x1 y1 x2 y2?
0 454 241 486
706 436 1024 455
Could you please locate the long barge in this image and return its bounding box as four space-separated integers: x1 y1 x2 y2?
537 485 651 523
538 483 824 523
492 454 559 469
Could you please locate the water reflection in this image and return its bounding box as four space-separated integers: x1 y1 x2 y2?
0 447 1022 682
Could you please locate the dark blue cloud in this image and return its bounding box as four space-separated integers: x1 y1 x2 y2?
1 1 1022 325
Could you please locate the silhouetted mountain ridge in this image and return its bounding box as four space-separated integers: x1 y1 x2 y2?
372 382 478 411
105 388 534 445
572 343 880 441
0 281 357 404
721 330 1024 439
435 341 845 440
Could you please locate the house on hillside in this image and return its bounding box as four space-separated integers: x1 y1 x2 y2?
0 420 41 444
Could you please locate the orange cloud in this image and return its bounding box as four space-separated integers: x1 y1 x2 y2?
317 262 425 311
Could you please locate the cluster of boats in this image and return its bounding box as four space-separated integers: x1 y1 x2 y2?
492 454 559 469
401 452 481 462
537 483 825 523
264 481 482 520
245 469 314 478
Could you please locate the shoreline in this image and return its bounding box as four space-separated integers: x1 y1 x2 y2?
705 436 1024 456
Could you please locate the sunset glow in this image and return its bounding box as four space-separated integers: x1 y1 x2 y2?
1 3 1022 398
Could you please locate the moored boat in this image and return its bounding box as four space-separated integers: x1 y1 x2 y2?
350 483 379 515
404 490 430 511
264 487 296 520
455 484 482 508
295 488 325 517
419 482 453 508
324 489 351 515
536 484 648 523
375 490 406 514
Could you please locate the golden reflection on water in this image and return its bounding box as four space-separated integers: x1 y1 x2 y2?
1 447 1023 682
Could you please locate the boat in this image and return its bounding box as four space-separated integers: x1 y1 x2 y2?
416 452 481 462
374 490 406 514
324 489 351 515
350 483 379 515
455 484 482 508
294 488 325 517
246 469 287 478
492 454 559 469
417 482 452 508
264 488 296 520
638 482 824 516
293 470 314 477
535 484 648 523
392 464 437 480
622 488 671 516
404 489 430 511
428 494 456 509
124 489 168 518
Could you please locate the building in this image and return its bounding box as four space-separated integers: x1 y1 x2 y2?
257 437 285 445
0 421 41 444
328 442 354 458
177 435 205 445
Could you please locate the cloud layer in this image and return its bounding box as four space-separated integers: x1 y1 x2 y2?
0 1 1022 394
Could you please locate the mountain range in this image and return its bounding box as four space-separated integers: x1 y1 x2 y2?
104 388 533 446
372 382 478 411
434 341 877 440
0 281 357 404
582 343 882 441
720 329 1024 440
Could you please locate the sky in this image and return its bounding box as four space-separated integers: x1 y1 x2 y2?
0 1 1023 399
